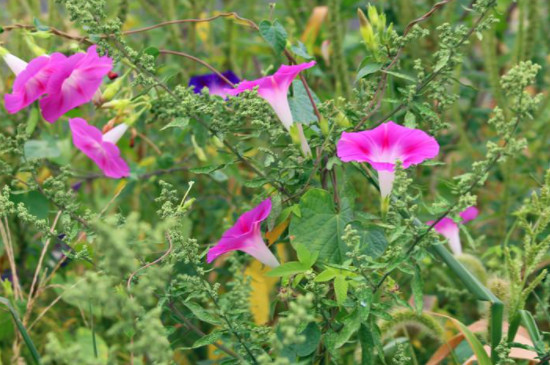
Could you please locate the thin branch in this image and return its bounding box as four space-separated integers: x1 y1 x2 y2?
159 50 235 87
1 24 92 43
354 0 458 130
167 302 242 360
117 12 259 36
126 232 173 291
25 210 63 323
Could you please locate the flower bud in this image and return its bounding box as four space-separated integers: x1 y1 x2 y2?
357 9 377 51
319 116 329 136
335 111 351 128
211 135 225 149
191 135 207 162
102 77 123 102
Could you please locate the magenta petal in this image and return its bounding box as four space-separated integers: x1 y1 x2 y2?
40 46 113 123
207 198 279 267
225 61 316 129
69 118 129 179
336 121 440 172
4 53 66 114
428 217 462 255
459 206 479 223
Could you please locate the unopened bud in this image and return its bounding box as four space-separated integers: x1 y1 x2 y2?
191 135 207 162
102 77 123 102
335 111 351 128
319 116 329 136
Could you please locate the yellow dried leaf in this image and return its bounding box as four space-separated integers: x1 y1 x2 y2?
244 259 279 324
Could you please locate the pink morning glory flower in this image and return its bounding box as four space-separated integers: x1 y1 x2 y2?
4 53 67 114
427 206 479 255
69 118 130 179
336 121 440 198
40 45 113 123
225 62 316 156
207 198 279 267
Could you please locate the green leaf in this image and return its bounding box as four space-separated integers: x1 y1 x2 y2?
290 189 353 263
259 20 287 53
519 310 545 353
24 139 61 160
0 297 41 364
280 322 321 359
290 41 314 60
314 269 337 282
192 330 224 348
189 163 226 174
183 302 222 325
144 46 160 59
295 243 318 267
334 275 349 306
383 70 417 83
289 80 320 125
433 312 491 365
160 118 189 131
333 310 361 348
26 108 39 136
266 261 310 277
355 63 382 82
412 265 423 314
351 221 388 259
404 111 416 128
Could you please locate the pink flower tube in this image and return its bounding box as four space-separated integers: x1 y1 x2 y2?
69 118 130 179
225 62 316 156
40 45 113 123
427 206 479 255
336 121 440 198
207 198 279 267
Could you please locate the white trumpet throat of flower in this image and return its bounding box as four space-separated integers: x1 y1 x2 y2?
102 123 129 144
0 48 28 76
273 97 312 158
378 170 396 199
446 229 462 255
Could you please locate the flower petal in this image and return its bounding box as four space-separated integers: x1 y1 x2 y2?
336 121 439 171
69 118 129 179
40 46 113 123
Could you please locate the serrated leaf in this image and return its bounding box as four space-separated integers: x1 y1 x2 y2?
295 243 318 267
290 41 314 60
266 261 309 277
189 163 226 174
355 63 382 82
259 20 287 53
243 178 269 188
289 189 353 263
192 330 224 348
334 275 349 306
314 269 337 282
183 302 221 325
160 118 189 130
383 70 417 83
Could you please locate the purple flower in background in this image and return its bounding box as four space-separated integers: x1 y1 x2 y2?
189 70 240 98
207 198 280 267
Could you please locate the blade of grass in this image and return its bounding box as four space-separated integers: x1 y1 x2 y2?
519 310 545 355
431 312 491 365
0 296 41 364
430 244 503 364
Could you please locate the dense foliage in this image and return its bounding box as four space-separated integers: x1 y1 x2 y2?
0 0 549 364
